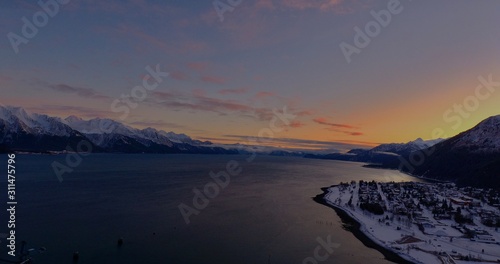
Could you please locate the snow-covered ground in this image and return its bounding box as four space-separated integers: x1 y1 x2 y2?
323 182 500 264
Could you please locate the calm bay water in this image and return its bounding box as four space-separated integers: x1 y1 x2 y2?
0 154 422 264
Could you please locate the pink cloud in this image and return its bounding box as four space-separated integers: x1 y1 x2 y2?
192 88 206 97
324 128 364 136
187 61 209 72
289 120 305 128
324 127 364 136
47 83 109 100
313 117 359 129
26 105 110 119
313 117 364 136
150 90 310 122
151 91 176 100
104 24 208 55
114 24 174 53
170 71 188 81
294 110 314 117
200 0 372 50
255 0 276 10
201 75 227 85
164 96 257 117
281 0 336 10
253 75 264 81
181 41 208 53
64 0 182 16
256 91 275 99
218 87 249 95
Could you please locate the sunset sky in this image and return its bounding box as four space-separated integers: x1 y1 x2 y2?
1 0 499 151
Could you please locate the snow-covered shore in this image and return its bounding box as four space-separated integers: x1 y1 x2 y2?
315 182 500 264
315 186 420 264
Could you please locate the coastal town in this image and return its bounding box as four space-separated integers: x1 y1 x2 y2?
323 181 500 264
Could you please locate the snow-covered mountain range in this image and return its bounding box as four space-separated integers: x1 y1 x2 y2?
411 115 500 187
449 115 500 152
2 105 499 187
0 106 77 137
62 115 209 148
305 137 445 163
0 105 232 154
306 115 500 188
371 137 444 156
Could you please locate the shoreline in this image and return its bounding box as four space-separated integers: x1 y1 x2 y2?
313 187 415 264
361 164 451 184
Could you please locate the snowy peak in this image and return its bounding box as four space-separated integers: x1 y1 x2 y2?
64 116 138 136
0 106 209 149
0 105 73 137
452 115 500 152
0 106 229 154
62 114 207 147
411 115 500 188
371 137 444 156
407 138 444 149
65 115 83 123
0 105 35 126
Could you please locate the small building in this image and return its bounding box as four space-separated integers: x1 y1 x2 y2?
450 197 470 206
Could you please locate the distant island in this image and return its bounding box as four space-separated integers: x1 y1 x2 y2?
315 181 500 264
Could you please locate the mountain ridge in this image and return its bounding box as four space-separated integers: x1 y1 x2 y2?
409 115 500 187
306 115 500 188
2 105 499 187
0 105 234 154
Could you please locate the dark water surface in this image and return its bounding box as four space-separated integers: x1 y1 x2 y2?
0 154 421 264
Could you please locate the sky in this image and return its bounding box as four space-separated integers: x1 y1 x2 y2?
1 0 499 152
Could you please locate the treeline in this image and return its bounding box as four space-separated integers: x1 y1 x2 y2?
360 202 384 215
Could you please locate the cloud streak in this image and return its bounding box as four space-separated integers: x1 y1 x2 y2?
289 120 305 128
313 117 363 136
313 117 359 129
281 0 343 11
129 119 187 129
169 71 189 81
48 84 109 100
218 134 375 152
218 87 248 95
26 105 110 119
188 61 209 72
256 91 275 99
149 90 310 122
201 75 227 85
